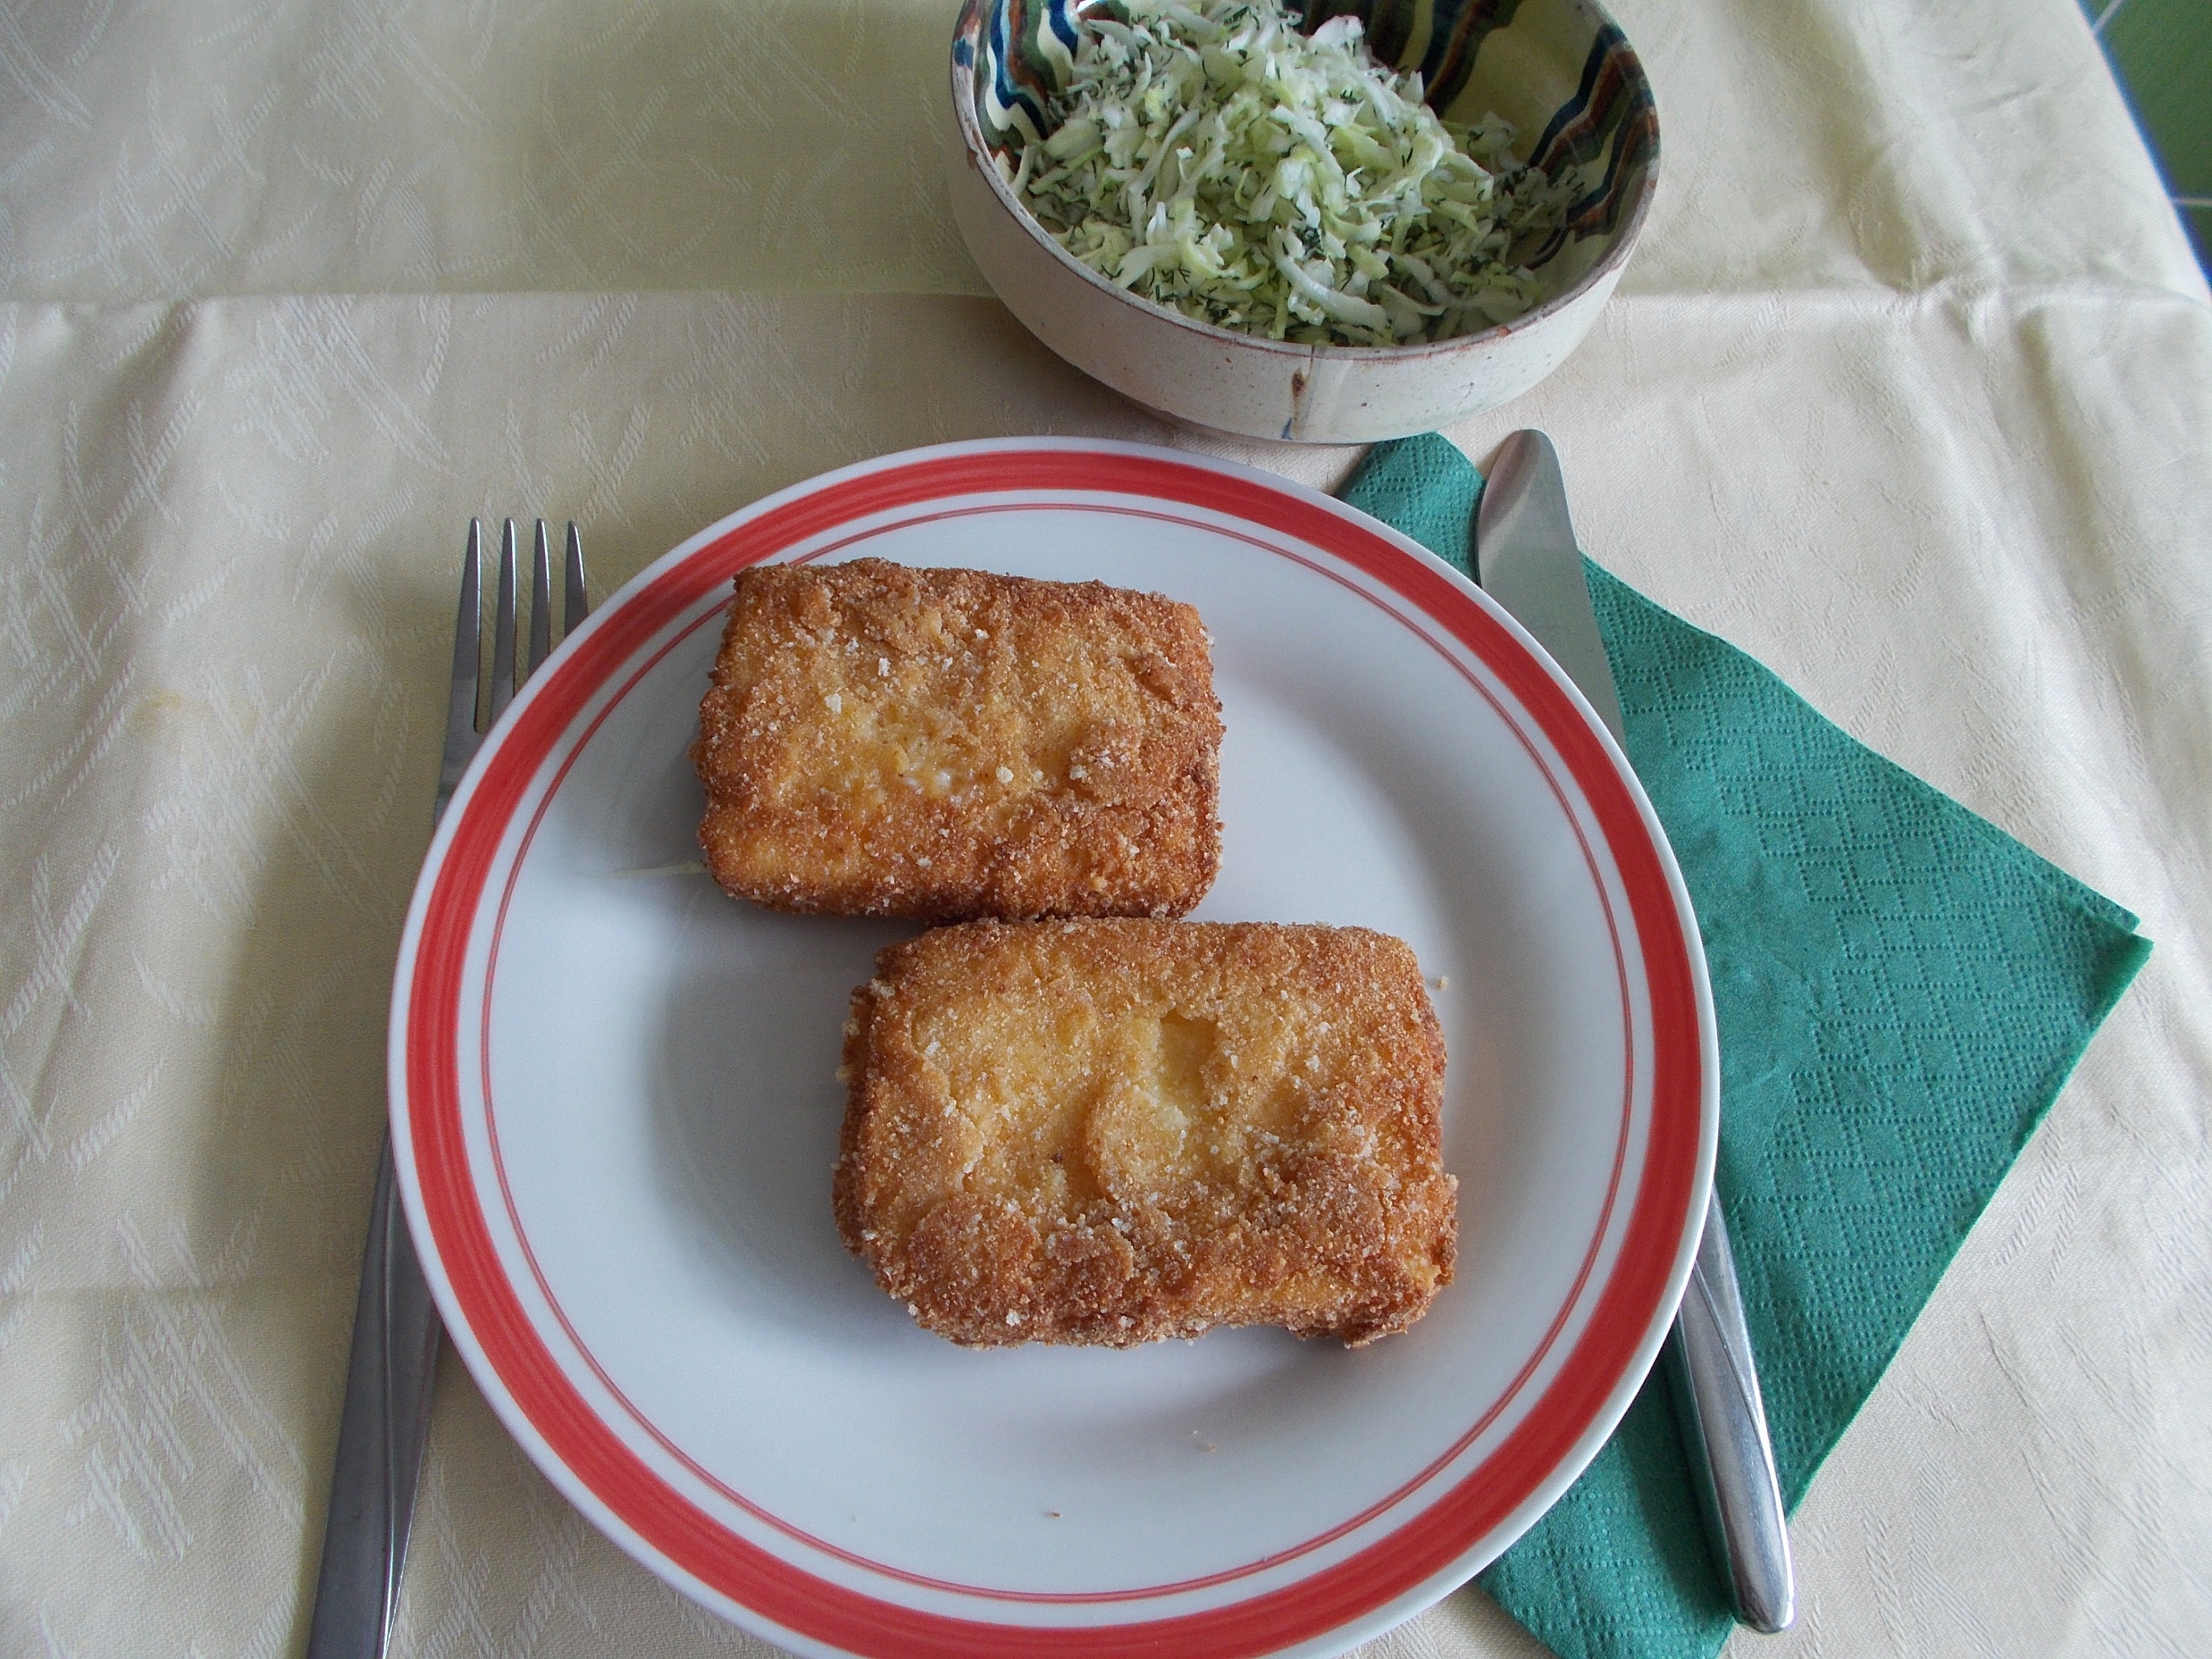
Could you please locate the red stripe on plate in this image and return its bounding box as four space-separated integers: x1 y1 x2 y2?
472 501 1639 1604
401 444 1704 1657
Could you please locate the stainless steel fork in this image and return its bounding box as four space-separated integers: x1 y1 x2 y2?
306 519 590 1659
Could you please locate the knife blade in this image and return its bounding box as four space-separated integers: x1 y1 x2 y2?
1474 429 1795 1635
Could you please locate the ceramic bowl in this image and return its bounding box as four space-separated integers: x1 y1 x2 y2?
947 0 1659 443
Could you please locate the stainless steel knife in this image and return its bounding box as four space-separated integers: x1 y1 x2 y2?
1475 429 1795 1634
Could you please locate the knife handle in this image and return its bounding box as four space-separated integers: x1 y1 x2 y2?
305 1137 442 1659
1665 1191 1795 1632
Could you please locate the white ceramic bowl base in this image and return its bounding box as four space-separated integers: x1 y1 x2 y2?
945 149 1627 445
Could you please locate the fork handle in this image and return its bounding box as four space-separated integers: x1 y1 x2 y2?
305 1138 442 1659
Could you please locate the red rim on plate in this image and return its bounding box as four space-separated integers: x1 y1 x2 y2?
389 439 1715 1658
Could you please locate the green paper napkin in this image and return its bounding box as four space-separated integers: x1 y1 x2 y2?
1338 435 2152 1659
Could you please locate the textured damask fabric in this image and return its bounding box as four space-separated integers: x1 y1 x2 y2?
0 1 2208 1658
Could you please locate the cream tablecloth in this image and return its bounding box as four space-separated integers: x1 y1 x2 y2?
1 0 2208 1653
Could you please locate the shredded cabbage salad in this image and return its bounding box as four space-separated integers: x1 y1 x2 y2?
1006 0 1572 347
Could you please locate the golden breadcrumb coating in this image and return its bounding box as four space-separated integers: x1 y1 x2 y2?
833 919 1455 1347
695 560 1221 922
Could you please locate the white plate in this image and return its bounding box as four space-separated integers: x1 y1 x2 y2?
389 439 1718 1658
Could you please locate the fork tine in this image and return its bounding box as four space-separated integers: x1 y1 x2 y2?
490 518 519 724
564 522 590 632
528 519 554 679
434 521 484 824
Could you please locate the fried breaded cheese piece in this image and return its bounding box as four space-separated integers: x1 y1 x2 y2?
833 919 1455 1347
695 560 1221 922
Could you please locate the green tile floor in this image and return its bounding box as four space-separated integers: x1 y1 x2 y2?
2084 0 2211 275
